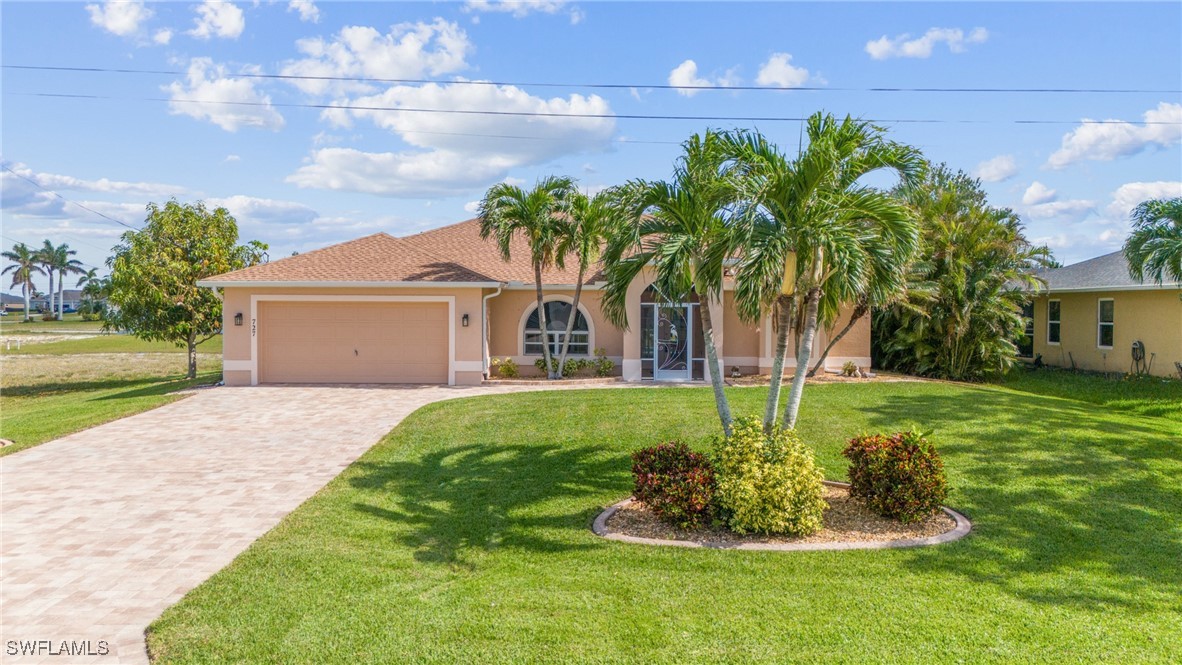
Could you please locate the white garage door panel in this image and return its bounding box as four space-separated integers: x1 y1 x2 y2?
257 301 449 384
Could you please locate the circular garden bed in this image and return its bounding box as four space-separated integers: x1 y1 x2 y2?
592 481 970 551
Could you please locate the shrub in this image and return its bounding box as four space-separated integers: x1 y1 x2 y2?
535 357 592 378
712 417 827 536
631 442 716 528
843 431 949 523
592 347 615 377
842 361 858 377
491 357 519 378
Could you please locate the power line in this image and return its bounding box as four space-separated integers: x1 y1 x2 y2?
13 92 1182 126
2 165 140 231
4 64 1180 95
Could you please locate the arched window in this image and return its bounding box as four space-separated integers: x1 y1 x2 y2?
523 301 590 356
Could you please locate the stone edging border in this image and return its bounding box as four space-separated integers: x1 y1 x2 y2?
591 481 972 551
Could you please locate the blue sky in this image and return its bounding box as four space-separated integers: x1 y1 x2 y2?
2 1 1180 280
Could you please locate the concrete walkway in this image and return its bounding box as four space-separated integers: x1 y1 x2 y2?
0 384 589 664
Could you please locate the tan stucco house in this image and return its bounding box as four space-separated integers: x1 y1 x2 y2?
1031 251 1182 378
198 219 871 386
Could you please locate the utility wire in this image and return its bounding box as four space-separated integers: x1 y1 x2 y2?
4 64 1180 95
13 92 1182 126
3 165 141 230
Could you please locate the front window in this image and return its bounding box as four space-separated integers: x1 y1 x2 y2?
1048 300 1061 344
1097 299 1114 348
523 301 589 356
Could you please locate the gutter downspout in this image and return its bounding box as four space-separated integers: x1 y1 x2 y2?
482 284 505 378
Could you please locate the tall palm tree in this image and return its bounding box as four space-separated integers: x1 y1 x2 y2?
722 114 924 430
36 240 57 317
479 176 576 379
602 131 740 435
53 243 85 318
2 242 45 322
1124 197 1182 285
553 187 621 377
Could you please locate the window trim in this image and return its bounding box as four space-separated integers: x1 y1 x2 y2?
518 296 595 357
1047 299 1061 345
1096 297 1114 349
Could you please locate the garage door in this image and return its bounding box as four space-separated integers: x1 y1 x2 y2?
257 301 449 384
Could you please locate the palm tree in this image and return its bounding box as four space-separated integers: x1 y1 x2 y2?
52 243 85 318
35 240 57 318
1124 197 1182 285
722 114 924 430
479 176 576 379
2 242 45 322
553 188 621 377
602 131 740 435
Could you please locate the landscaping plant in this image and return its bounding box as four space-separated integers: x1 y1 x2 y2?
842 361 858 377
592 347 615 377
843 431 948 523
490 357 519 378
630 442 716 528
712 416 826 535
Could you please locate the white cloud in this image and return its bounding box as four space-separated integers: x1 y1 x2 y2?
1024 199 1095 220
865 27 988 60
205 195 319 226
153 28 173 45
281 19 471 96
668 60 738 97
164 58 284 132
224 154 241 163
188 0 245 40
287 0 319 23
972 155 1018 183
1105 181 1182 220
1 161 187 204
1022 181 1057 206
288 82 615 197
464 1 583 24
1046 102 1182 169
463 200 481 214
85 0 152 37
755 53 811 88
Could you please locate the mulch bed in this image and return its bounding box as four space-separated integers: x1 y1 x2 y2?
605 485 956 546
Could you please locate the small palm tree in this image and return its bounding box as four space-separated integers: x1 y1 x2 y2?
722 114 924 430
1124 197 1182 285
552 187 622 377
479 176 576 379
602 131 740 435
2 242 45 322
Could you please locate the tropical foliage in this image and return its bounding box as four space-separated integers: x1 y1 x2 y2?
874 166 1048 381
1123 196 1182 285
630 441 717 528
106 200 268 378
1 243 45 321
553 188 621 377
843 431 948 523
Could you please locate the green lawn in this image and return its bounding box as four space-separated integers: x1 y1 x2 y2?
147 382 1182 663
1000 365 1182 423
0 313 104 333
1 334 223 355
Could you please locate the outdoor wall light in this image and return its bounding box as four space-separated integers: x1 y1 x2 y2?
462 313 470 327
234 313 243 326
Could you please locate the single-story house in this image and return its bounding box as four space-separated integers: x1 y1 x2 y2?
2 292 26 312
1031 251 1182 378
198 219 871 386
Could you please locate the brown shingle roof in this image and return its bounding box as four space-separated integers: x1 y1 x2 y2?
200 219 606 286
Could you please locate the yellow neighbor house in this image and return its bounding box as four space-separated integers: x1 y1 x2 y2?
1031 251 1182 379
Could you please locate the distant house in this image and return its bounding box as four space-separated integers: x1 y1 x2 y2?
1 292 26 312
1031 251 1182 378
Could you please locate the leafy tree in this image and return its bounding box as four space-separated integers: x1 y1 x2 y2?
553 187 622 377
2 242 45 322
479 176 576 380
603 131 740 435
722 115 923 430
1124 197 1182 284
874 166 1048 380
106 200 268 378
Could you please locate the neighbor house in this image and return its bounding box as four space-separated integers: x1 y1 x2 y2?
198 219 871 386
1031 251 1182 378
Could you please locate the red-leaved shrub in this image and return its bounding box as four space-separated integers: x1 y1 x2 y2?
631 442 716 528
843 431 949 523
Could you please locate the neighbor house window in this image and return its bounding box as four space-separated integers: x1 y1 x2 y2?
1047 300 1061 344
523 301 589 356
1097 298 1114 348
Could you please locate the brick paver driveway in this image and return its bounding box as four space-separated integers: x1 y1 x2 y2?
0 384 562 664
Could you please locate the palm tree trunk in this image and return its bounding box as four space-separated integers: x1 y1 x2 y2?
808 300 868 377
763 294 793 432
555 266 586 378
22 283 31 322
58 273 65 319
784 286 821 429
46 271 55 319
698 292 733 437
534 262 555 379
